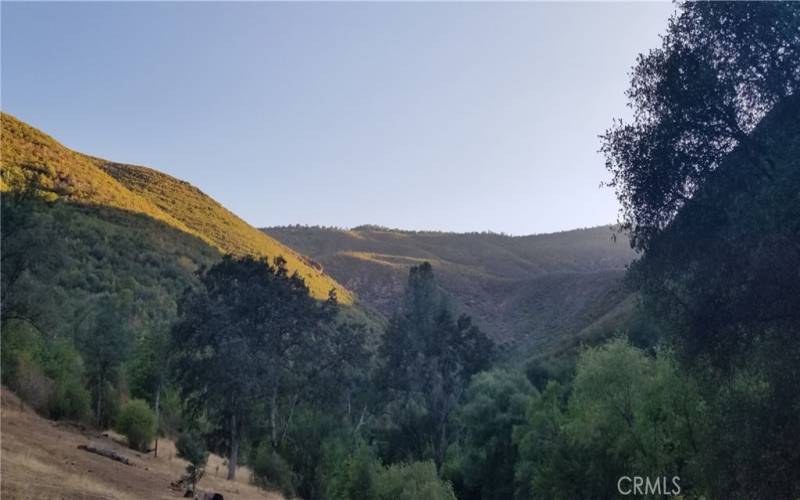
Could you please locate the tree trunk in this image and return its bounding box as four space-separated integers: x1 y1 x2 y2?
153 378 161 457
270 386 278 450
95 373 104 428
434 418 447 472
227 413 238 480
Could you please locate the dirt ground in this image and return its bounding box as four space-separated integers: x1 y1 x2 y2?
0 388 283 500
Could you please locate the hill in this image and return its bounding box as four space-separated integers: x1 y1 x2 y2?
0 112 350 303
263 225 637 358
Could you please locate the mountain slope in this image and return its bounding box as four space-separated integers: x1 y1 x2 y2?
263 225 637 358
1 112 350 303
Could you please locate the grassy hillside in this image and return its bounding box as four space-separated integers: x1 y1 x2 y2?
263 225 637 358
0 112 350 303
1 388 283 500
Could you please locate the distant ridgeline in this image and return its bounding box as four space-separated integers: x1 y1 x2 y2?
264 224 637 359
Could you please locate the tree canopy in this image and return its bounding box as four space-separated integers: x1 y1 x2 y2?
602 2 800 250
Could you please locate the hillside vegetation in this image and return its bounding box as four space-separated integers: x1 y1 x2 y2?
1 112 350 303
264 225 636 357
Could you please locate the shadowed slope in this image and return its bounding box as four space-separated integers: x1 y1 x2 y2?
264 225 636 358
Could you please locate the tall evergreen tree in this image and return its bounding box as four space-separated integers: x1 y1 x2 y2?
377 262 493 470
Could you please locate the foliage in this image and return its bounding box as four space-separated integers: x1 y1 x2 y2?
321 438 381 500
1 189 218 428
1 112 350 302
445 369 537 500
116 399 157 451
252 442 296 498
374 461 457 500
12 354 55 413
627 84 800 498
80 296 133 427
602 2 800 250
514 340 708 499
171 255 360 481
601 3 800 496
4 14 800 496
176 431 209 492
2 324 91 421
48 379 92 422
377 262 493 469
323 445 457 500
567 340 707 485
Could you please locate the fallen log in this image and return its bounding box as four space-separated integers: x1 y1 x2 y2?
77 444 132 465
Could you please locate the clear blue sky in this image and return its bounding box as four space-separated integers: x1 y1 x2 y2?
1 2 674 235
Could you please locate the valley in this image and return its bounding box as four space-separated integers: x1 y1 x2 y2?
264 225 636 358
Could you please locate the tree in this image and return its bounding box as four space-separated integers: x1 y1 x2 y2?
176 431 209 493
171 255 341 480
0 177 64 334
128 317 172 456
602 2 800 250
567 340 707 488
79 296 132 427
446 369 536 500
377 263 493 471
514 340 708 499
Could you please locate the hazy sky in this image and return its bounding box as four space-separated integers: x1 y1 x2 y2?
2 2 674 235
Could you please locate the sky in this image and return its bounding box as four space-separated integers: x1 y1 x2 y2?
1 2 675 235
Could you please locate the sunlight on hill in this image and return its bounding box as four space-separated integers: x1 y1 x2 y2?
0 112 351 303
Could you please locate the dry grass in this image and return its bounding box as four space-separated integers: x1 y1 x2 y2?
0 388 282 500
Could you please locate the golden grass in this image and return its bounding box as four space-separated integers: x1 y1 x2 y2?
1 388 282 500
2 451 141 500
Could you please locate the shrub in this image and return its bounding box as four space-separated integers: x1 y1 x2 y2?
49 379 91 421
98 382 122 429
322 439 380 500
376 461 457 500
116 399 156 451
176 431 208 491
13 354 54 413
323 442 456 500
252 442 295 498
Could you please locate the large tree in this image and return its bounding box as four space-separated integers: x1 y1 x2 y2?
602 3 800 496
602 2 800 250
447 369 536 500
170 255 343 480
377 262 493 471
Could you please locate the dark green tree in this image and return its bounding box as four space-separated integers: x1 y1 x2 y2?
0 176 64 334
377 262 493 471
446 369 536 500
602 2 800 250
176 431 209 493
128 318 172 456
170 255 341 480
79 295 132 427
601 3 800 495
